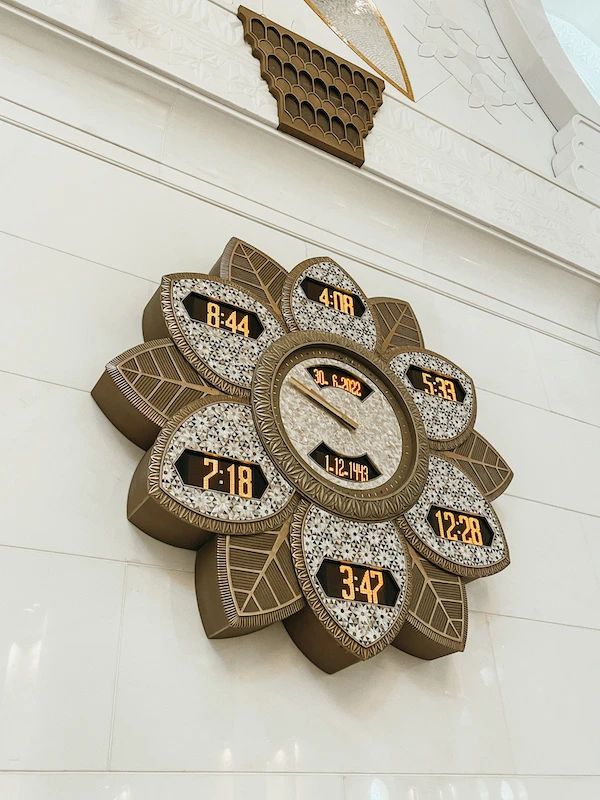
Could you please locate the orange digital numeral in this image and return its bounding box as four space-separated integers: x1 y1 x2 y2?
339 565 355 600
202 457 219 490
206 302 220 328
370 570 384 604
421 371 435 395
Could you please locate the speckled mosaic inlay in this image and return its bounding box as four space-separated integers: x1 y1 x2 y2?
404 456 507 570
301 505 408 646
303 0 412 97
280 356 403 490
289 262 377 350
388 351 474 443
160 401 295 521
172 278 285 390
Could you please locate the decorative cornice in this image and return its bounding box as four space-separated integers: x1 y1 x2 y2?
3 0 600 278
364 99 600 273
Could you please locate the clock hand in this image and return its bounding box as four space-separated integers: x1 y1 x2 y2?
289 377 358 431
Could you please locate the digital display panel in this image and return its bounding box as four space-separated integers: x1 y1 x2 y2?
300 277 366 318
316 559 400 606
175 449 267 499
427 505 494 547
183 293 264 339
307 365 373 400
309 443 380 482
407 365 466 403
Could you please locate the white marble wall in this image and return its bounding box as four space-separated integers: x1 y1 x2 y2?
0 4 599 799
3 0 600 275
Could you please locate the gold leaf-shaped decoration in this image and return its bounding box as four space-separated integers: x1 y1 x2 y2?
303 0 414 100
92 339 220 449
210 237 289 318
393 545 467 660
196 520 304 638
443 430 514 501
370 297 424 355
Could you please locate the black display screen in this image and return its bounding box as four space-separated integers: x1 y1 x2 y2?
175 449 267 499
407 365 465 403
427 505 494 547
309 442 380 483
317 559 400 606
183 293 264 339
307 365 373 401
300 277 365 317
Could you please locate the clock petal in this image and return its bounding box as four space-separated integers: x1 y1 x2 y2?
209 237 289 319
400 454 510 579
387 347 476 450
441 430 514 501
92 338 222 449
128 396 299 549
195 519 305 638
302 0 414 100
143 273 287 397
281 257 378 350
285 501 412 672
370 297 424 356
393 544 468 660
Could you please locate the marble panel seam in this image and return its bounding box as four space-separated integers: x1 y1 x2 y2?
481 614 517 774
0 106 597 361
0 542 195 573
3 329 600 431
473 609 600 635
1 770 599 776
0 224 157 287
106 564 128 771
478 387 600 430
1 0 600 279
504 492 600 522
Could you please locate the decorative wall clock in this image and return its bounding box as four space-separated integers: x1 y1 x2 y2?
93 238 512 673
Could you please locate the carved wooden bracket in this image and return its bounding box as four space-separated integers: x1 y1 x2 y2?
238 6 385 167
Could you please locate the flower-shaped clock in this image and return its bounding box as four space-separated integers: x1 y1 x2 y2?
93 239 512 673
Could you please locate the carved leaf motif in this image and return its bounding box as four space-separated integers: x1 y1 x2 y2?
108 339 220 424
224 520 304 623
211 237 288 317
93 339 222 449
443 430 513 500
394 545 467 659
370 297 424 354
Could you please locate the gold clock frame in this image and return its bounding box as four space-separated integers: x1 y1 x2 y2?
251 330 430 522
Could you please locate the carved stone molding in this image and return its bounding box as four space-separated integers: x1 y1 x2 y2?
237 5 385 166
4 0 600 276
364 99 600 273
485 0 600 205
553 115 600 205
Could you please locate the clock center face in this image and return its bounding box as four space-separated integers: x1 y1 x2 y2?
279 356 403 489
252 332 429 521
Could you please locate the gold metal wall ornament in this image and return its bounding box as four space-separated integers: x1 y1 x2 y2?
302 0 414 100
393 544 467 660
237 7 385 167
93 236 512 673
